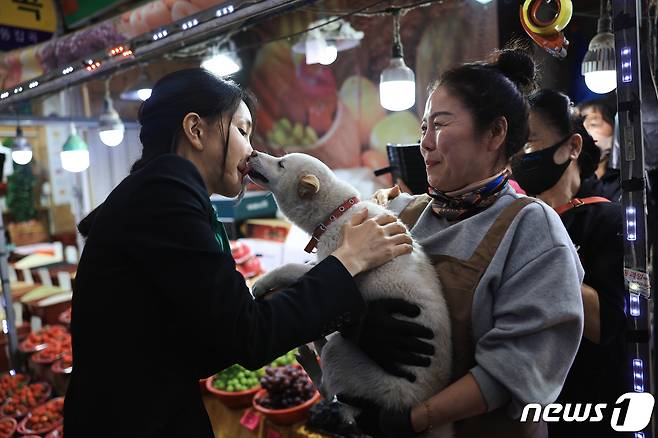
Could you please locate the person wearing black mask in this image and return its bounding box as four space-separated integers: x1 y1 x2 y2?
511 89 627 438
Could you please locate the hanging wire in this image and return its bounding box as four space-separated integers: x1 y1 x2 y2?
392 9 401 47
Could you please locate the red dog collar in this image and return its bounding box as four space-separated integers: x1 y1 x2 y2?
304 196 360 253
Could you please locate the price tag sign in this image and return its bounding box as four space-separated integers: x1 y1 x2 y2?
624 268 651 298
240 409 261 431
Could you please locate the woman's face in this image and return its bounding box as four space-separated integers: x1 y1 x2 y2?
204 101 254 197
525 110 571 162
420 87 501 192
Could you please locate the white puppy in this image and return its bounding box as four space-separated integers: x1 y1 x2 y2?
249 152 452 438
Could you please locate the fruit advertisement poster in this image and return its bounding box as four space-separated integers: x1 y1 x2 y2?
248 1 498 172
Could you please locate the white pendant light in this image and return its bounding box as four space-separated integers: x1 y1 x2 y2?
303 30 339 65
201 42 241 77
61 124 90 173
292 17 363 66
121 68 153 101
99 79 124 147
582 0 616 94
380 10 415 111
11 126 32 165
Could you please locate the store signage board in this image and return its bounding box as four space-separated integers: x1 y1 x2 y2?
624 268 651 298
0 0 56 50
61 0 128 29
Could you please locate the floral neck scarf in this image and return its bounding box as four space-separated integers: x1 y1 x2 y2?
428 169 510 221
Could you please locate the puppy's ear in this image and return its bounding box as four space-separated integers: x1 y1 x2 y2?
298 174 320 199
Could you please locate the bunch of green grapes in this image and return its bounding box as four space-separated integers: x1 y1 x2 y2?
270 349 298 367
212 364 264 392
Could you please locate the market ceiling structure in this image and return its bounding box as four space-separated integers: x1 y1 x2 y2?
0 0 610 110
0 0 311 109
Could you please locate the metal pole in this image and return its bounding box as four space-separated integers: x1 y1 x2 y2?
612 0 655 436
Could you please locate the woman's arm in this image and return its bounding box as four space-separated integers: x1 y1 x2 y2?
130 167 410 376
581 283 601 344
410 372 487 431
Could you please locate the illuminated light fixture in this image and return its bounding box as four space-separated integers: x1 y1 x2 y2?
120 68 153 101
632 359 644 392
62 66 74 75
216 4 235 17
292 17 363 66
13 87 22 94
380 10 415 111
201 41 241 77
182 18 199 30
28 81 38 89
582 0 616 94
98 79 125 147
629 292 640 316
85 60 101 72
625 206 637 241
474 0 493 3
61 124 90 173
1 92 9 99
11 125 33 165
152 29 168 41
109 46 125 56
122 49 133 57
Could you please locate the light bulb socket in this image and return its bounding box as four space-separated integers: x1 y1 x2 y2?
581 32 616 75
392 42 403 59
597 15 612 34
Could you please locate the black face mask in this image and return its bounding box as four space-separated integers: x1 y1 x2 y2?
510 135 572 196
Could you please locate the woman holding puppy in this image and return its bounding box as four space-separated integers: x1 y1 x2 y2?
345 50 584 437
64 69 430 437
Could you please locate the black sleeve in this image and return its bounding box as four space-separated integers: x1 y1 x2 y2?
127 168 365 376
583 205 627 346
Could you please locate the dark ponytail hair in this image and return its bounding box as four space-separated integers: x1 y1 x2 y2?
78 68 255 238
528 89 600 178
132 68 255 173
429 48 538 161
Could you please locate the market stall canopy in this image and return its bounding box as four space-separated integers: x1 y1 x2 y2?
0 0 309 109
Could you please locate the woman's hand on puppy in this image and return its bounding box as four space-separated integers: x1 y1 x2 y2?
332 208 412 276
371 184 401 207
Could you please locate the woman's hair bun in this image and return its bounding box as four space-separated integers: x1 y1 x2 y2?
491 48 538 95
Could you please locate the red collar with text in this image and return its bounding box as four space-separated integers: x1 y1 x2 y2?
304 196 360 253
555 196 610 215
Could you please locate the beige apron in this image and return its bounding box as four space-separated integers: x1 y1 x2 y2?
399 195 547 438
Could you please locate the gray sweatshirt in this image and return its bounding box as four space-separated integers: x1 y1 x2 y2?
388 186 584 418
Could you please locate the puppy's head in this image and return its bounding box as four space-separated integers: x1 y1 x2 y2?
248 152 357 232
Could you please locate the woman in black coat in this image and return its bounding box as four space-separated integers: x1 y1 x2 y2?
63 69 431 437
511 89 628 438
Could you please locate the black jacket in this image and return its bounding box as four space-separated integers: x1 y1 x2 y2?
64 154 364 437
549 195 628 437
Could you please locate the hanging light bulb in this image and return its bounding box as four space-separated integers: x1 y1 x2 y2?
293 18 363 66
99 79 124 147
120 68 153 101
380 10 415 111
304 31 338 65
61 124 90 172
201 42 241 77
11 126 32 165
582 0 616 94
